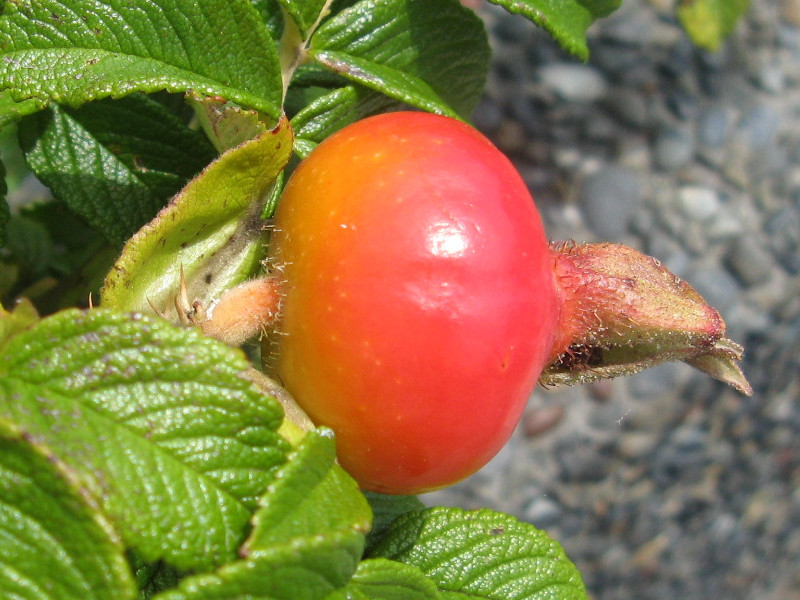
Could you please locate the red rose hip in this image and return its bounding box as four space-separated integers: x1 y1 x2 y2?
267 112 559 494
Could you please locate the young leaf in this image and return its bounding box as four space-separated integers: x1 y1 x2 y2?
0 418 136 600
291 85 399 158
362 491 425 552
488 0 620 61
0 0 282 119
18 97 214 245
152 530 364 600
0 308 289 570
244 428 371 553
369 507 587 600
188 94 275 153
677 0 750 51
325 559 441 600
101 117 293 317
309 0 489 119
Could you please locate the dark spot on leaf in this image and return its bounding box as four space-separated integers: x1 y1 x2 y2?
489 527 505 535
205 273 213 284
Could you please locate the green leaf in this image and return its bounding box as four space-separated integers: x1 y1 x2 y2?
291 85 399 158
0 297 39 344
0 418 136 600
309 0 489 119
0 156 7 246
149 429 370 599
0 308 289 570
152 530 364 600
189 94 275 153
130 553 181 600
370 507 587 600
362 491 425 552
101 117 293 316
4 213 54 274
244 428 371 552
326 559 441 600
678 0 750 51
0 0 282 119
279 0 329 37
252 0 286 40
488 0 620 61
18 97 214 245
0 89 41 128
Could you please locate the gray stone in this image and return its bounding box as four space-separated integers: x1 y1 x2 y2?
725 235 776 287
523 496 562 527
606 87 650 128
678 185 722 222
697 106 730 148
577 166 642 238
685 261 742 313
538 63 609 103
653 126 695 172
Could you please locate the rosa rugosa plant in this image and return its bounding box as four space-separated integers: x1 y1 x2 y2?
0 0 753 598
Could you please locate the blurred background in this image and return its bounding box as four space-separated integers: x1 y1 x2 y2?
425 1 800 598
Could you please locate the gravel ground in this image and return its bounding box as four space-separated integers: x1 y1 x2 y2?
424 1 800 598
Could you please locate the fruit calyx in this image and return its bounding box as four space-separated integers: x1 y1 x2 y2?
541 241 752 395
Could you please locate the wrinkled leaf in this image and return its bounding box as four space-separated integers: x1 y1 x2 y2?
310 0 489 119
244 428 371 553
325 559 441 600
0 418 136 600
252 0 286 40
678 0 750 51
19 97 214 245
363 491 425 552
0 308 289 570
101 118 293 317
0 0 282 119
279 0 330 37
152 531 364 600
488 0 620 61
0 89 41 127
370 507 587 600
131 553 182 600
291 85 399 158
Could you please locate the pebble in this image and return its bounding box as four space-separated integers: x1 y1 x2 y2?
523 496 562 527
653 126 695 171
697 106 730 149
677 185 722 221
606 87 650 128
538 63 609 103
685 261 742 313
577 166 642 238
725 235 775 286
